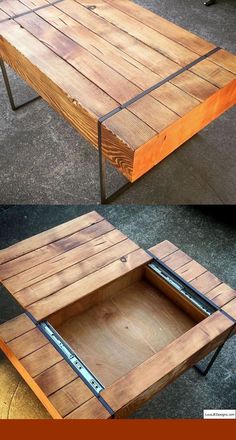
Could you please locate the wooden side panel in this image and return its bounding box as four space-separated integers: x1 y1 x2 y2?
133 79 236 181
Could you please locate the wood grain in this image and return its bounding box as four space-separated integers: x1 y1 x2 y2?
0 228 235 419
0 0 235 182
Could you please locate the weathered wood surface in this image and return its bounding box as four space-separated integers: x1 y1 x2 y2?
0 0 235 181
0 215 235 419
0 211 151 321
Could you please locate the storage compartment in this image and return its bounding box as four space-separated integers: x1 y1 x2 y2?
48 264 204 387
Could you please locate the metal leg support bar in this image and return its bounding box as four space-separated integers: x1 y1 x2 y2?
0 59 40 111
194 324 235 376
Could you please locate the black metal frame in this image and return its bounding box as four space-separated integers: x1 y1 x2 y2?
0 59 40 111
147 251 236 376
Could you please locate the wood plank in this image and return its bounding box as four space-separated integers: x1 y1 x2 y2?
103 0 215 56
161 249 192 271
35 360 77 396
148 240 178 259
100 306 235 418
21 343 63 377
14 237 139 307
65 397 110 419
49 378 93 417
77 0 200 66
3 227 123 293
191 271 221 294
27 248 151 321
0 219 113 280
207 284 236 307
209 49 236 75
176 259 207 282
0 314 35 342
8 328 48 359
0 211 103 265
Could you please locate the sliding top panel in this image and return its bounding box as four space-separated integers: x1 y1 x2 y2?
0 0 235 181
0 211 150 321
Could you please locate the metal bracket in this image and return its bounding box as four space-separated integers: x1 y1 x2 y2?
0 59 40 111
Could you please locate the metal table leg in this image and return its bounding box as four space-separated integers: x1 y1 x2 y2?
194 324 235 376
1 59 40 111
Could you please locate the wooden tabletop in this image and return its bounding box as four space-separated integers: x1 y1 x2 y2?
0 211 150 321
1 0 236 181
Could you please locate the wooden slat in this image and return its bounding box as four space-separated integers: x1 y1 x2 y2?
65 397 110 419
3 227 123 293
14 237 139 307
35 360 78 396
103 0 214 56
207 284 236 308
8 328 48 359
0 18 155 181
0 211 103 265
161 249 192 270
0 314 35 342
21 343 63 377
49 378 93 417
148 240 178 259
0 219 113 280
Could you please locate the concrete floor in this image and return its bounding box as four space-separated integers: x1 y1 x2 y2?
0 205 235 418
0 0 236 204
